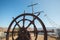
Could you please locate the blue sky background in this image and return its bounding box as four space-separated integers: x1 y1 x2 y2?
0 0 60 28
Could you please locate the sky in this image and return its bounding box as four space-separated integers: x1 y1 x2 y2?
0 0 60 28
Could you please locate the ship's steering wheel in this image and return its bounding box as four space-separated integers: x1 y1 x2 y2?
6 13 47 40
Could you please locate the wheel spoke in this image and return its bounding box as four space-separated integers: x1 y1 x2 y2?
26 22 31 29
12 17 21 29
33 24 38 40
23 15 25 28
26 17 36 29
